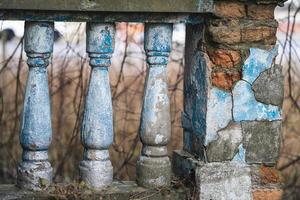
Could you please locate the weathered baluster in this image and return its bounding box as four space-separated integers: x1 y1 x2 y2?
137 23 173 187
79 23 115 189
17 22 54 190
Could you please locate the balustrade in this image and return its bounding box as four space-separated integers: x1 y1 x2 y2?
0 0 213 192
16 21 174 191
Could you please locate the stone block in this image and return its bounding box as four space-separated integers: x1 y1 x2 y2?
252 64 283 106
241 26 277 44
196 162 252 200
207 122 243 162
242 121 281 165
247 4 276 20
208 19 241 45
214 2 246 18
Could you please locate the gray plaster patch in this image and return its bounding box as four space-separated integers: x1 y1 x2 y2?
196 162 252 200
207 122 242 162
252 64 283 106
242 120 281 165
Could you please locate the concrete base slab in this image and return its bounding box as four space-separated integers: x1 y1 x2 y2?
0 181 189 200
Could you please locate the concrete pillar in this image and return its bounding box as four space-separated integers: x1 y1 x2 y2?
17 21 54 190
79 23 115 190
137 23 173 188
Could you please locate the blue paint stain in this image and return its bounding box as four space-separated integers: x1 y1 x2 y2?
232 144 246 163
87 23 115 54
242 47 278 84
233 80 281 121
144 24 172 56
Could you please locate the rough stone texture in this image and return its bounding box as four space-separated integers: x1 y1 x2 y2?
214 2 246 18
242 121 281 165
241 26 277 44
207 49 241 68
211 70 241 90
196 162 252 200
0 182 189 200
259 166 282 185
233 80 281 121
208 19 277 46
252 189 283 200
208 19 241 45
206 87 232 145
250 165 283 187
207 122 243 162
247 4 276 20
252 64 284 106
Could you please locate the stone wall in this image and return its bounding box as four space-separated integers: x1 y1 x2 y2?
177 0 285 199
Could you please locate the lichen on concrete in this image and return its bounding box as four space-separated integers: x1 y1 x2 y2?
242 120 281 165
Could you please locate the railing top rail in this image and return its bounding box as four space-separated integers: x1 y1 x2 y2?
0 0 213 23
0 0 214 13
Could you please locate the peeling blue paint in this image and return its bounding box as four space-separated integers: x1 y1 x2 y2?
233 80 281 121
242 47 278 84
232 144 246 163
206 87 232 145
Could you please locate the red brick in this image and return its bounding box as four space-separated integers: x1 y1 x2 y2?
211 70 241 90
259 166 282 185
252 189 283 200
207 49 241 68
